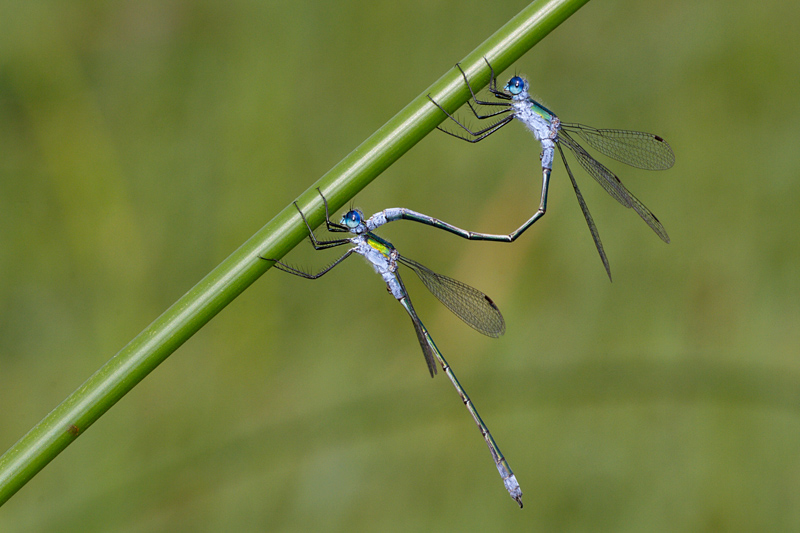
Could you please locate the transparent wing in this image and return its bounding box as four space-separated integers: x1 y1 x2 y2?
558 130 631 206
398 256 505 338
556 144 612 282
560 124 675 170
558 130 670 243
394 270 438 377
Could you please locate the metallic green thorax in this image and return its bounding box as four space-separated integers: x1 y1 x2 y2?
529 98 557 122
365 233 394 258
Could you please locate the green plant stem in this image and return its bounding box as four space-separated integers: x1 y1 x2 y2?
0 0 591 506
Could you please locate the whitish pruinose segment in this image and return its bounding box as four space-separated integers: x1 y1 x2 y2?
504 474 522 503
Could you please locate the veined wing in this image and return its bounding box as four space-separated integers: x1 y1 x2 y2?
395 270 438 377
560 124 675 170
556 143 612 282
398 256 505 338
558 130 632 207
558 130 670 243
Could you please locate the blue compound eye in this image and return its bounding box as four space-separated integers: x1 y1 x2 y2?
505 76 525 95
342 210 362 228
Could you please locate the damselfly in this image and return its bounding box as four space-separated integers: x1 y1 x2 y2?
428 59 674 280
262 190 522 507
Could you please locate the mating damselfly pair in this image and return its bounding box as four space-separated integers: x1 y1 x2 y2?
265 59 673 507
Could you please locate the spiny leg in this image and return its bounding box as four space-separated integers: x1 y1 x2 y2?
261 248 355 279
290 201 351 249
455 60 512 106
262 197 352 271
428 94 514 142
427 59 514 141
315 188 350 233
467 99 513 119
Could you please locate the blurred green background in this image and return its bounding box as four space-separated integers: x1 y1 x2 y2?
2 0 799 530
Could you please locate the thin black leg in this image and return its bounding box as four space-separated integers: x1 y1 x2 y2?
261 249 354 279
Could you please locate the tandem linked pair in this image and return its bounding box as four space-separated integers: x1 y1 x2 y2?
263 59 674 508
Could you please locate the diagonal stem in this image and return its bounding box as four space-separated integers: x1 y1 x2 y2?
0 0 592 506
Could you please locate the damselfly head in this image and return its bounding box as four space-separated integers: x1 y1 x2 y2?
341 209 364 230
504 76 527 96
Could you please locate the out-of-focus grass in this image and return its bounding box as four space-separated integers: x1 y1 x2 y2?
2 0 800 531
